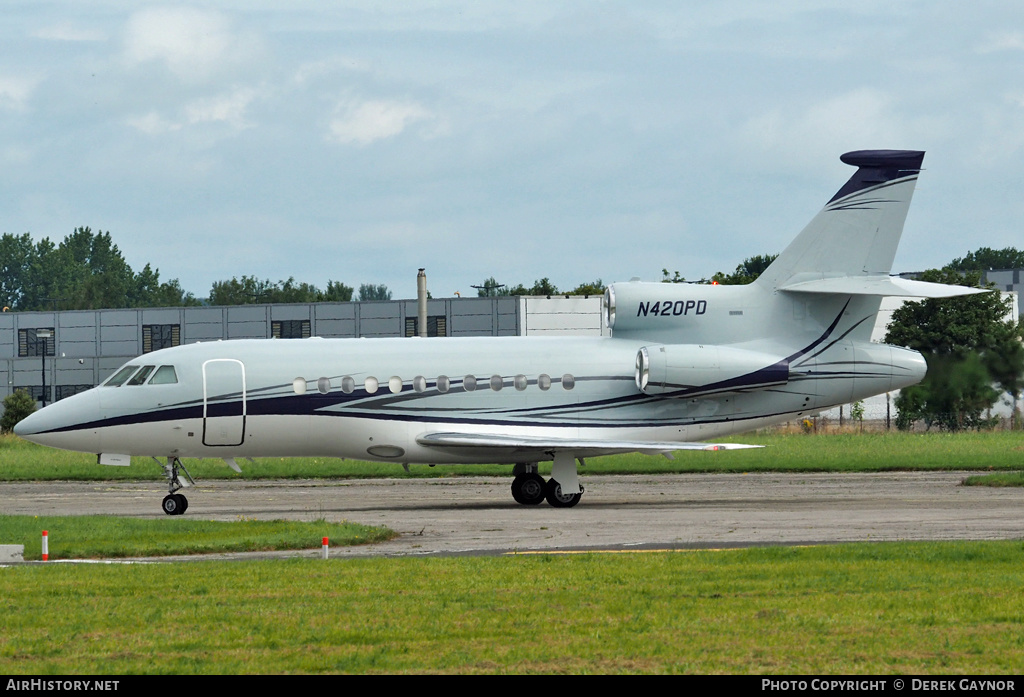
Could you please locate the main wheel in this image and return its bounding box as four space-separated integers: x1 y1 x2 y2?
511 473 546 505
545 478 582 508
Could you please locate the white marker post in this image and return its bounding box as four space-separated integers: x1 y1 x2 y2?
41 530 48 562
321 536 329 560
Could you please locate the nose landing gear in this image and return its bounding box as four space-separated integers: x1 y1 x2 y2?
160 456 194 516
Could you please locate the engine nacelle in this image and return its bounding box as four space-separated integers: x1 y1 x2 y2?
605 282 715 334
635 343 789 396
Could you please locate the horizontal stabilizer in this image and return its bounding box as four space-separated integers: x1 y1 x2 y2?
417 432 760 457
779 275 988 298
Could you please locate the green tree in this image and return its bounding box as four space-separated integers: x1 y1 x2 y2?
357 283 392 302
946 247 1024 272
474 277 507 297
1 391 36 434
323 281 354 302
0 233 35 310
474 278 560 297
662 254 778 286
1 227 195 311
568 279 605 296
711 254 779 285
661 269 695 284
884 269 1024 431
208 276 354 305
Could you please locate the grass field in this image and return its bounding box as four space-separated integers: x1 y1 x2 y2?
1 430 1023 481
0 514 395 560
2 431 1022 674
2 542 1022 674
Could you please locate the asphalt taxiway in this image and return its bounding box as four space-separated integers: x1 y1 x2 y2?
1 471 1021 559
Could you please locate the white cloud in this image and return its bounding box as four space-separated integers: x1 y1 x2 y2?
328 99 433 146
0 75 38 111
976 31 1024 53
125 87 261 135
122 7 262 83
33 22 105 42
184 87 259 128
738 89 910 169
125 111 182 135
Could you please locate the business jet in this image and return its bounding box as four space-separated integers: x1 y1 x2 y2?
15 150 982 515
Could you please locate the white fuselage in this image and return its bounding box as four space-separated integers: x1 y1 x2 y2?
15 321 926 464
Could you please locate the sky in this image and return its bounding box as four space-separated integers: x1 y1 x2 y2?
3 1 1023 301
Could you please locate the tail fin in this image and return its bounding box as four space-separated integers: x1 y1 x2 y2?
756 150 925 291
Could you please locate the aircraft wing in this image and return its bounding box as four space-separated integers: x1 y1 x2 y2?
416 432 761 458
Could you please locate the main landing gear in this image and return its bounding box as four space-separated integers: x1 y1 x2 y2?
511 459 584 508
160 456 194 516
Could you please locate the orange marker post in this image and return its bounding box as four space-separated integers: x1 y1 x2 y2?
41 530 49 562
322 536 329 560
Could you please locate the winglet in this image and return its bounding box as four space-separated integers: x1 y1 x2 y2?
829 150 925 204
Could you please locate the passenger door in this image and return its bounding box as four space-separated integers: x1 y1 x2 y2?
203 359 246 447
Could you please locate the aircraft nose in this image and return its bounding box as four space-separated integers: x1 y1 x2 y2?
12 389 102 452
13 407 43 438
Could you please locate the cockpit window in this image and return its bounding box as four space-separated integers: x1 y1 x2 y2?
103 365 140 387
127 366 156 386
148 365 178 385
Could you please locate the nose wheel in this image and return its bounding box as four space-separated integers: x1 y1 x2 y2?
160 456 194 516
162 493 188 516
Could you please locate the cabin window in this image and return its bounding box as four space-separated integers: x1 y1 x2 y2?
143 324 180 353
341 376 355 394
463 375 477 392
490 375 503 391
364 377 379 394
413 376 426 393
149 365 178 385
537 374 551 391
514 374 527 391
317 377 331 394
436 375 450 393
104 365 140 387
292 378 307 395
388 376 403 394
562 374 575 390
18 328 55 358
127 366 156 386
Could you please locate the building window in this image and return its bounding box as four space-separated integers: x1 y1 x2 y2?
56 385 92 401
143 324 181 353
272 319 311 339
17 385 49 402
405 315 447 337
18 328 55 357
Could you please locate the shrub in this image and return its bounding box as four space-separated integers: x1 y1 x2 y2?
1 391 37 434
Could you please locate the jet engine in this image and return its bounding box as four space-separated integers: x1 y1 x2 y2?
635 343 789 396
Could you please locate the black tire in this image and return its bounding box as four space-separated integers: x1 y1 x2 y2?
176 493 189 514
162 494 180 516
511 473 546 505
545 478 582 508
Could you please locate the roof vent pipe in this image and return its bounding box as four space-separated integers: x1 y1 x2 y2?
417 268 428 338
